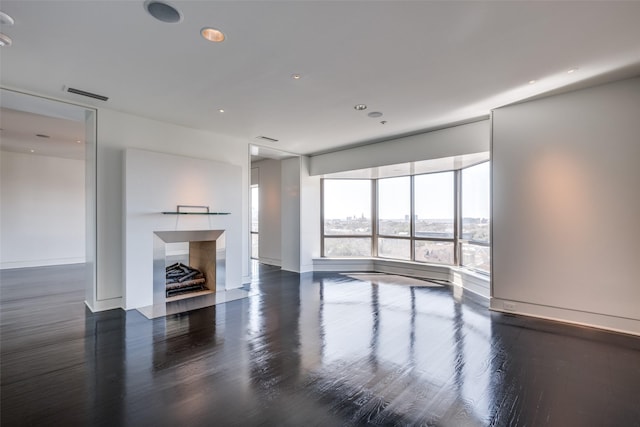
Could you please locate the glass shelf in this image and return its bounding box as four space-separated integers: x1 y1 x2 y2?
162 205 230 215
162 212 230 215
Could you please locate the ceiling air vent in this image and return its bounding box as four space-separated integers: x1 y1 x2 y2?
66 87 109 102
256 136 279 142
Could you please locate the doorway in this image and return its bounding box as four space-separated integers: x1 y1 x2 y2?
249 144 299 275
0 89 97 300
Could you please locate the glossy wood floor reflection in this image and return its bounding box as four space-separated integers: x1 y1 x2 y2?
2 264 639 426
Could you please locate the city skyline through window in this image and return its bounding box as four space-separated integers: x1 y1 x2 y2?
322 161 490 274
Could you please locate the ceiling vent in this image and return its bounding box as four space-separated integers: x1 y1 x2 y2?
66 87 109 102
256 136 279 142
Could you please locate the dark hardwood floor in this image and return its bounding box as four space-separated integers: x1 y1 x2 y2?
1 264 639 426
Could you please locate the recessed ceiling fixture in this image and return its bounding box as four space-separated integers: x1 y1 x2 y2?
66 87 109 101
354 104 367 111
368 111 383 118
0 11 14 25
218 109 225 113
36 134 50 138
145 1 182 23
201 27 225 42
291 74 301 80
528 80 537 85
29 149 35 153
567 68 578 74
0 33 12 47
76 140 82 144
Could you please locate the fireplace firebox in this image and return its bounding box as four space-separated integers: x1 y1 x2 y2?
153 230 226 304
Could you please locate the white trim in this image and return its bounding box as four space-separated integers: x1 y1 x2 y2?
313 257 375 272
490 297 640 337
258 256 282 267
449 268 490 298
312 258 491 298
85 297 123 312
1 258 86 270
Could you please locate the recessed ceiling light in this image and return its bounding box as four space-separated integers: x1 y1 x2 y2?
567 68 578 74
528 80 536 85
218 109 225 113
201 27 225 42
354 104 367 111
76 140 82 144
291 74 301 80
144 1 182 23
0 11 14 25
0 33 12 47
368 112 383 118
30 149 35 153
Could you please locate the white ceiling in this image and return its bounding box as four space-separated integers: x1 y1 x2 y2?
0 107 86 160
1 1 639 156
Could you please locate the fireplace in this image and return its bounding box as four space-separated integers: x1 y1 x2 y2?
153 230 226 304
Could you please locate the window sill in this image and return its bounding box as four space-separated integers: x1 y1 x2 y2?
313 257 490 298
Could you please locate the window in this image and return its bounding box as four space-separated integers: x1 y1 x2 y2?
461 162 490 273
414 172 454 239
414 171 455 264
377 176 411 260
321 161 490 273
378 176 410 236
323 179 372 257
251 185 259 259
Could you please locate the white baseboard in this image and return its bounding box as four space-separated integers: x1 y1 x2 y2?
85 297 123 312
313 258 375 272
258 256 281 267
491 297 640 337
312 258 490 297
449 268 490 298
1 257 86 270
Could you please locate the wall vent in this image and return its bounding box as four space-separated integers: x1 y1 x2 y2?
256 135 279 142
66 87 109 102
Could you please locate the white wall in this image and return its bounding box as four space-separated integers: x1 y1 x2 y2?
252 159 282 266
492 77 640 335
92 108 249 311
124 149 242 309
299 156 321 273
1 151 85 268
310 119 489 176
281 157 301 272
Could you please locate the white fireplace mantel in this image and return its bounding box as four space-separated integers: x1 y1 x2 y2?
124 148 242 310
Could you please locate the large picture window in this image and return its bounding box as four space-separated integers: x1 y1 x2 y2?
251 185 259 259
323 179 372 257
321 161 489 274
414 171 455 264
461 161 490 273
377 176 411 260
414 172 454 239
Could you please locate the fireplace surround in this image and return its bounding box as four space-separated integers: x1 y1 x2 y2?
153 230 226 305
